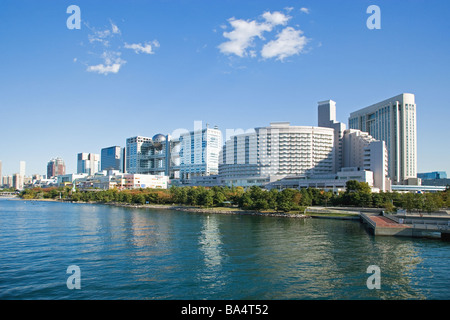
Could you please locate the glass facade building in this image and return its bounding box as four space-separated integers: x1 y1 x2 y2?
179 127 222 180
101 146 122 172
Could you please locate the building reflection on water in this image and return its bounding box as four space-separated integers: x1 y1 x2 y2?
72 204 437 299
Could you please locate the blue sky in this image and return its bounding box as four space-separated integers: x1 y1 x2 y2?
0 0 449 176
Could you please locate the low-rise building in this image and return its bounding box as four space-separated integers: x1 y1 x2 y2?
64 170 170 190
265 167 378 192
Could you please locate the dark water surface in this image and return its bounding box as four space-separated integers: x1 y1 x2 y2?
0 199 449 300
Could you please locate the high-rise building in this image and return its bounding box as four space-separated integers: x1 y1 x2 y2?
318 100 346 173
342 129 390 192
13 173 24 190
126 136 152 174
348 93 417 184
125 127 221 181
19 161 26 177
101 146 123 172
77 153 100 175
125 134 179 178
179 126 222 180
2 175 13 188
0 160 2 186
220 122 335 186
47 157 66 178
219 101 391 191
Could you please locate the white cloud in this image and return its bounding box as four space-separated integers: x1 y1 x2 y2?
88 28 112 46
218 18 271 57
261 27 308 61
87 51 126 75
110 20 121 34
87 21 121 46
81 20 159 74
300 8 310 14
87 63 122 75
124 41 160 54
284 7 294 13
262 11 290 26
218 11 290 57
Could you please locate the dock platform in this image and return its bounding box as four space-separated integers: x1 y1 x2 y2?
361 213 413 237
360 212 450 240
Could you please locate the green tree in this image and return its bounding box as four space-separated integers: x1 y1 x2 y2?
401 193 415 212
187 187 200 206
276 189 295 212
133 193 146 205
299 188 312 206
423 193 443 213
212 189 226 206
120 191 132 203
267 189 279 210
170 186 188 204
239 192 253 210
253 198 269 212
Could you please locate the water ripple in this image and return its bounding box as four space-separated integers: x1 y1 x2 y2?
0 199 449 299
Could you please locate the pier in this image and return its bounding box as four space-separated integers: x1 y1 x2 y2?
360 212 450 240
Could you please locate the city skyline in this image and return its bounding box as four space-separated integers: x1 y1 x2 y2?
1 0 449 176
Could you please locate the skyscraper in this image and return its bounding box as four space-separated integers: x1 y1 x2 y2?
348 93 417 184
19 161 26 177
101 146 122 171
318 100 346 173
77 153 100 175
179 126 222 180
12 173 24 190
47 157 66 178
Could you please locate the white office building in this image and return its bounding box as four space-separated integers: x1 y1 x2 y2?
12 173 24 190
219 122 335 186
318 100 346 173
120 174 169 190
342 129 390 192
77 153 100 176
89 171 169 190
348 93 417 184
179 126 222 180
